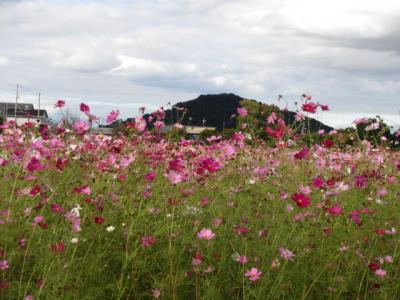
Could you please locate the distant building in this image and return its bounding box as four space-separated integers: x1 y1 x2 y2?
161 125 216 139
0 102 49 126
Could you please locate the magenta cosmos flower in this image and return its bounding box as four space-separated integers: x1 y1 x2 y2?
54 100 65 108
80 103 90 115
197 228 215 240
106 110 120 123
245 268 262 282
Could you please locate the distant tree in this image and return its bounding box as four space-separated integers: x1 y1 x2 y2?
198 129 216 141
237 99 282 139
355 116 391 146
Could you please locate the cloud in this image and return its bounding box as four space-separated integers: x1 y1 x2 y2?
0 0 399 127
0 56 9 67
52 46 121 72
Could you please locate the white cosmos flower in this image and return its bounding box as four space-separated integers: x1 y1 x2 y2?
106 225 115 232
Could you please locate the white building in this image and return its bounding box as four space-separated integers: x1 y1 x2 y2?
0 102 49 126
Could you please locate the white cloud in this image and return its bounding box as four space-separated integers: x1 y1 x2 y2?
52 46 121 72
0 56 9 66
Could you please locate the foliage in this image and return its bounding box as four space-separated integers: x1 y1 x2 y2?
198 129 216 141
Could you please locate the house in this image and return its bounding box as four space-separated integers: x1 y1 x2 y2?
0 102 49 126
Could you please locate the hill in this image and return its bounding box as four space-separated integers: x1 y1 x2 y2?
162 93 333 132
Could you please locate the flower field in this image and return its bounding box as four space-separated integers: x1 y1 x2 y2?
0 101 399 299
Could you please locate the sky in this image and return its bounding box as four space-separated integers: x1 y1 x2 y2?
0 0 399 128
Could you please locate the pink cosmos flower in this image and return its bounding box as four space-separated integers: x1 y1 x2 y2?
279 247 295 261
134 116 147 132
72 120 89 135
326 205 343 216
73 185 91 195
299 185 311 195
355 176 368 189
141 236 157 248
0 260 9 270
375 269 386 277
106 110 120 123
167 171 184 185
152 288 161 298
197 228 215 240
31 215 44 226
212 218 223 227
384 256 393 263
302 102 318 113
267 112 277 124
174 123 184 129
236 255 248 264
312 177 324 188
237 107 248 117
27 157 44 172
295 113 305 122
153 120 165 130
192 252 203 266
294 147 309 160
50 241 65 253
244 268 262 282
384 227 397 235
145 171 157 182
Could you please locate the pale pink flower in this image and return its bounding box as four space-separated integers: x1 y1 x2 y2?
192 252 203 266
197 228 215 240
267 112 277 124
236 255 248 264
295 113 305 122
299 185 311 195
280 191 288 200
384 227 397 235
167 171 183 185
286 204 294 212
244 267 262 282
237 107 248 117
375 269 386 277
31 215 44 226
204 266 215 273
72 120 89 135
271 258 280 269
0 260 9 270
174 123 184 129
153 120 165 130
152 288 161 298
212 218 223 228
279 247 295 261
384 256 393 263
134 116 147 132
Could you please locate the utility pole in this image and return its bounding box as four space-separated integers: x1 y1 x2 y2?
14 84 19 126
37 92 41 119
